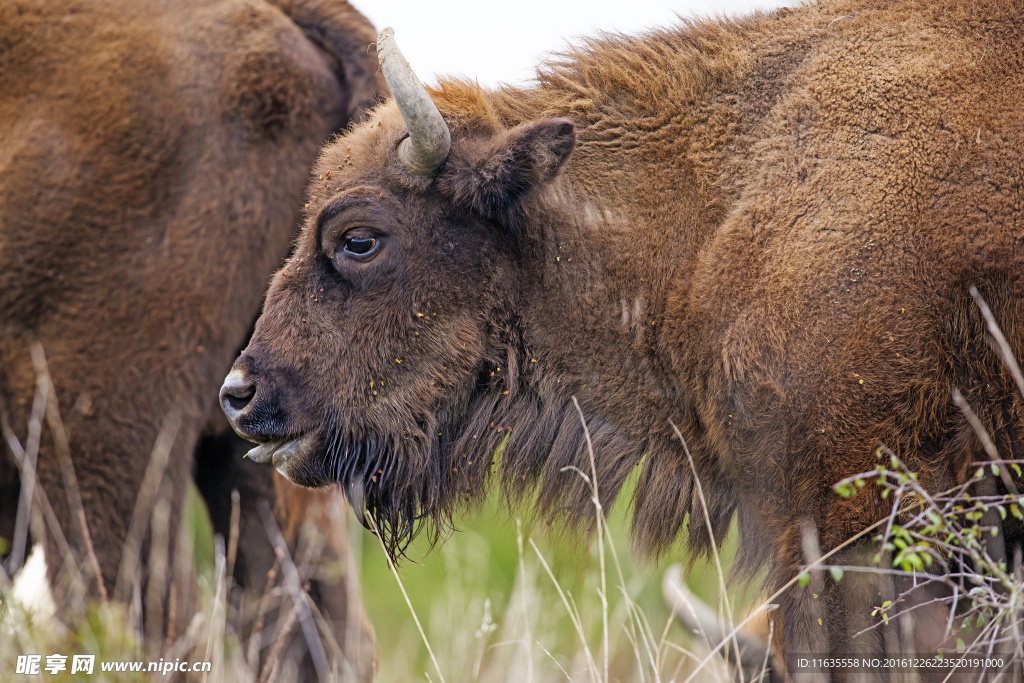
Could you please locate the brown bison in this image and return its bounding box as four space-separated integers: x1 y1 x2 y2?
221 0 1024 677
1 0 382 676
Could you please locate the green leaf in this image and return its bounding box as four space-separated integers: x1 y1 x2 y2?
976 467 985 479
830 566 844 583
797 571 810 589
956 638 965 653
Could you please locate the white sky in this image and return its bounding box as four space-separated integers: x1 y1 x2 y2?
350 0 797 87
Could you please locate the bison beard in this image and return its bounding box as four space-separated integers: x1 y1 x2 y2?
320 428 416 556
313 362 611 560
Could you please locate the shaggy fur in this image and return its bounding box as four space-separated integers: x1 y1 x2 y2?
0 0 383 677
225 0 1024 675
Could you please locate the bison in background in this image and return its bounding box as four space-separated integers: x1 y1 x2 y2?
0 0 383 678
221 0 1024 679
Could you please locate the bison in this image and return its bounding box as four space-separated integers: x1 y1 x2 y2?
221 0 1024 677
1 0 382 676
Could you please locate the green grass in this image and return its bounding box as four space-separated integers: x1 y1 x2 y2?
354 474 762 683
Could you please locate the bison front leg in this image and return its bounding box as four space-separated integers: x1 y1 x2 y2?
775 520 933 683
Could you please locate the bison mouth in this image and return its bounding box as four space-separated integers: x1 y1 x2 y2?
244 429 391 494
244 432 317 469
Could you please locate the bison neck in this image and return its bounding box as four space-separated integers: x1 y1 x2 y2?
460 14 813 558
477 79 739 555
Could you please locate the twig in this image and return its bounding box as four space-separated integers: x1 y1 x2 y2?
3 409 85 600
952 389 1019 496
247 550 282 671
257 501 330 682
516 519 535 683
227 489 241 582
969 287 1024 398
670 424 740 661
680 513 892 683
257 603 299 683
530 537 600 681
5 366 47 575
572 396 608 683
31 343 108 602
114 413 181 602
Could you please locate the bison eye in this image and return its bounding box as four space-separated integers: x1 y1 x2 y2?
336 231 381 263
344 237 377 256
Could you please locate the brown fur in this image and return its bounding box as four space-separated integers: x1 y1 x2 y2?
224 0 1024 676
0 0 383 677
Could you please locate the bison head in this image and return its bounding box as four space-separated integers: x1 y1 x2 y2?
221 29 582 554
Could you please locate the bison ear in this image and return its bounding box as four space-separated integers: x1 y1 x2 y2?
447 117 576 232
273 0 385 125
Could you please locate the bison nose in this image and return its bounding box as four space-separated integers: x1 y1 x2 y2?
220 369 257 423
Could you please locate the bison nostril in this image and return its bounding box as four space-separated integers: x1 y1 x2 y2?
220 370 257 419
224 387 255 411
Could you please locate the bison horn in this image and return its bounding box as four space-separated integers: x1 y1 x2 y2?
376 27 451 176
